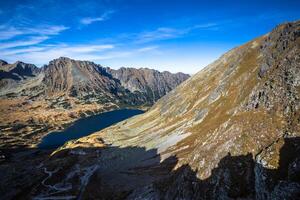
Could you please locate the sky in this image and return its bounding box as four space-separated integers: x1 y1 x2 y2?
0 0 299 74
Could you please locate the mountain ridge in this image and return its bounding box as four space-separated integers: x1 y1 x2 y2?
0 57 190 100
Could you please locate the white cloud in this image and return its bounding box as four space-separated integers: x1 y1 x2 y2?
137 28 186 43
80 10 115 25
0 36 49 49
0 43 159 66
57 44 115 53
137 46 159 52
1 44 114 56
194 23 219 29
1 46 46 56
0 43 115 63
0 25 68 40
80 17 105 25
136 23 219 43
26 25 69 36
0 24 69 59
0 27 24 40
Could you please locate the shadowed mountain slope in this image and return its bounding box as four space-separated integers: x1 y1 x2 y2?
1 136 299 199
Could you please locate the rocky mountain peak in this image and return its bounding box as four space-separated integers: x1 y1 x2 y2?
48 57 75 67
52 56 72 62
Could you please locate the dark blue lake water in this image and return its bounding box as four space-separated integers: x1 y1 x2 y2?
38 109 144 149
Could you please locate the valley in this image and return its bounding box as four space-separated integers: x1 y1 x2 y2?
5 20 298 199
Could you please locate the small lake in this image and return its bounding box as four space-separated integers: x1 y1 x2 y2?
38 109 144 149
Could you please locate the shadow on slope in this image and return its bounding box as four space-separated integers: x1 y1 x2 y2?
0 137 300 200
0 70 21 80
163 137 300 200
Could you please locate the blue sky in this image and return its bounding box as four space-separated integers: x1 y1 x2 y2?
0 0 299 74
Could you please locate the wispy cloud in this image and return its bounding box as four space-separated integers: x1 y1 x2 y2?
0 36 49 49
80 10 115 25
0 27 23 40
137 46 159 52
52 45 157 61
1 43 158 66
27 25 69 35
0 24 68 40
194 23 219 29
80 17 105 25
0 23 69 60
61 44 115 53
1 46 46 56
137 28 186 43
1 44 114 56
136 23 219 43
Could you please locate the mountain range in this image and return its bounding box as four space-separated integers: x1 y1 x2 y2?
0 58 189 147
0 57 189 104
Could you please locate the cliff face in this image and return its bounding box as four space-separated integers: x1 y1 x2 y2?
34 21 300 199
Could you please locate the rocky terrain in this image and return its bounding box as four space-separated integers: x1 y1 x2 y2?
0 58 189 147
108 67 189 104
1 20 300 200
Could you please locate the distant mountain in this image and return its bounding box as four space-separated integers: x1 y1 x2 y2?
107 67 190 104
2 61 40 76
29 21 300 199
0 61 41 88
0 57 189 147
0 57 189 106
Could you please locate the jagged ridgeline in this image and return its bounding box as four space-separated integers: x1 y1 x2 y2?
0 57 189 106
0 20 299 199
